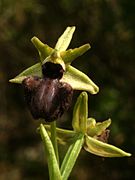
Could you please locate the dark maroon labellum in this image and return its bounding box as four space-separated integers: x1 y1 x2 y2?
22 62 73 122
96 130 110 143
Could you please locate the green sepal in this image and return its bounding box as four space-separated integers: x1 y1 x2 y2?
31 37 53 61
9 63 42 83
9 54 65 84
60 44 90 64
55 26 75 51
61 65 99 94
87 118 111 137
84 135 131 157
60 133 84 180
72 92 88 133
39 124 62 180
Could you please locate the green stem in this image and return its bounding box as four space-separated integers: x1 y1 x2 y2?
50 121 59 165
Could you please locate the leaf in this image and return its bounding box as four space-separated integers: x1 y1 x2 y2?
55 26 75 51
61 65 99 94
9 63 42 83
84 135 131 157
87 118 111 137
60 133 84 180
31 37 54 61
39 124 62 180
72 92 88 133
37 125 77 145
60 44 90 64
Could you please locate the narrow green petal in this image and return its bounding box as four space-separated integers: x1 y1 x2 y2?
31 36 54 61
39 124 62 180
38 125 76 145
87 118 111 137
60 44 90 64
84 135 131 157
60 133 84 180
72 92 88 133
9 63 42 83
61 65 99 94
55 26 75 51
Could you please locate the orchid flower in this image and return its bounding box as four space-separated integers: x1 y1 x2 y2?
9 26 99 95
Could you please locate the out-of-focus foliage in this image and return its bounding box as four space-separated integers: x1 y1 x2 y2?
0 0 135 179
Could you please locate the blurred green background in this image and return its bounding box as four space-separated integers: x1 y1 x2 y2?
0 0 135 179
